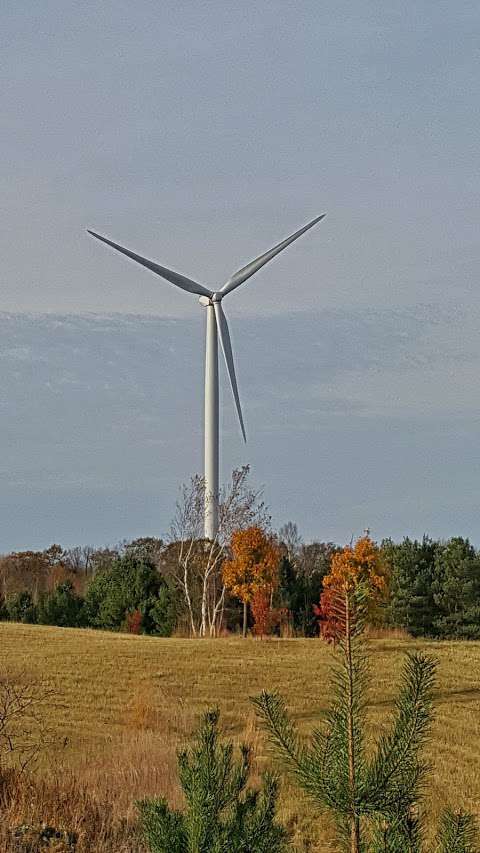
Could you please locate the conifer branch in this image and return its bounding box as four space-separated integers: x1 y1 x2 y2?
364 653 436 814
251 690 306 773
434 810 478 853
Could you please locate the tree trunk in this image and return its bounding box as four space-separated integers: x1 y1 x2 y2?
200 574 209 638
242 601 248 638
345 591 360 853
210 586 226 637
183 565 197 637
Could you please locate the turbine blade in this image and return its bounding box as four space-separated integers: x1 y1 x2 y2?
87 230 213 298
221 213 326 296
213 301 247 443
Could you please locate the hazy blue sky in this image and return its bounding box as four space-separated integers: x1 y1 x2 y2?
1 1 480 549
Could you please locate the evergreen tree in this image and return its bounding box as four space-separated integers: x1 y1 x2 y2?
382 537 438 636
252 580 477 853
432 537 480 639
278 542 338 636
145 584 178 636
138 708 289 853
278 555 319 636
37 580 86 627
85 552 176 634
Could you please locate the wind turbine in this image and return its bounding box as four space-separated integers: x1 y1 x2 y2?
87 214 325 540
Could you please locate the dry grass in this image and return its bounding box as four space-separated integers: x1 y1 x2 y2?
0 768 142 851
0 623 479 851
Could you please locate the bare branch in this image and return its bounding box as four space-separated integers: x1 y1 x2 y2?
0 672 62 773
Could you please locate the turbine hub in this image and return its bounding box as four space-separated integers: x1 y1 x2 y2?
199 292 222 307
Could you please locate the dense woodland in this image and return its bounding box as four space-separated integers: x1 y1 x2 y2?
1 528 479 640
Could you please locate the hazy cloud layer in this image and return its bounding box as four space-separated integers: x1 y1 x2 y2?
1 306 479 550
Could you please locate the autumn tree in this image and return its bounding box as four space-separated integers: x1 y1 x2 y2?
251 588 286 638
250 589 272 638
0 548 69 605
315 536 386 641
223 526 280 637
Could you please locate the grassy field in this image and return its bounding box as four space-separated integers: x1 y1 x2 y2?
1 623 480 851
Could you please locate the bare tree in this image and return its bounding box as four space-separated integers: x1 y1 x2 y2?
278 521 303 564
168 466 270 637
63 545 96 576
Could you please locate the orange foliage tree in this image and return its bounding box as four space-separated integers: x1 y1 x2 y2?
251 588 287 638
222 526 280 637
314 535 386 642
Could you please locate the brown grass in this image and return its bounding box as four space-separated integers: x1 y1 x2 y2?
0 623 479 851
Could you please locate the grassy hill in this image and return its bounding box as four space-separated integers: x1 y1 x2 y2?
1 622 479 851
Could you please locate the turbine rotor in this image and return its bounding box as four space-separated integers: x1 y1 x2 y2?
88 214 326 444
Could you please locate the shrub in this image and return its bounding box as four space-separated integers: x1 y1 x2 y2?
125 608 143 634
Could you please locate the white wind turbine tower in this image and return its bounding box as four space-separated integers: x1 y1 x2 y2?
87 214 325 540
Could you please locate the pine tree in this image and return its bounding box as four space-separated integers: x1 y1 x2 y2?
252 580 478 853
138 708 289 853
432 537 480 639
382 537 438 636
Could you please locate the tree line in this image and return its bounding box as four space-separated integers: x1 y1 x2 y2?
1 525 479 640
0 468 479 639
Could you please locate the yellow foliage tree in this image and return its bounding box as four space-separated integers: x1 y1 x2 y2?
223 526 280 637
317 536 387 640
